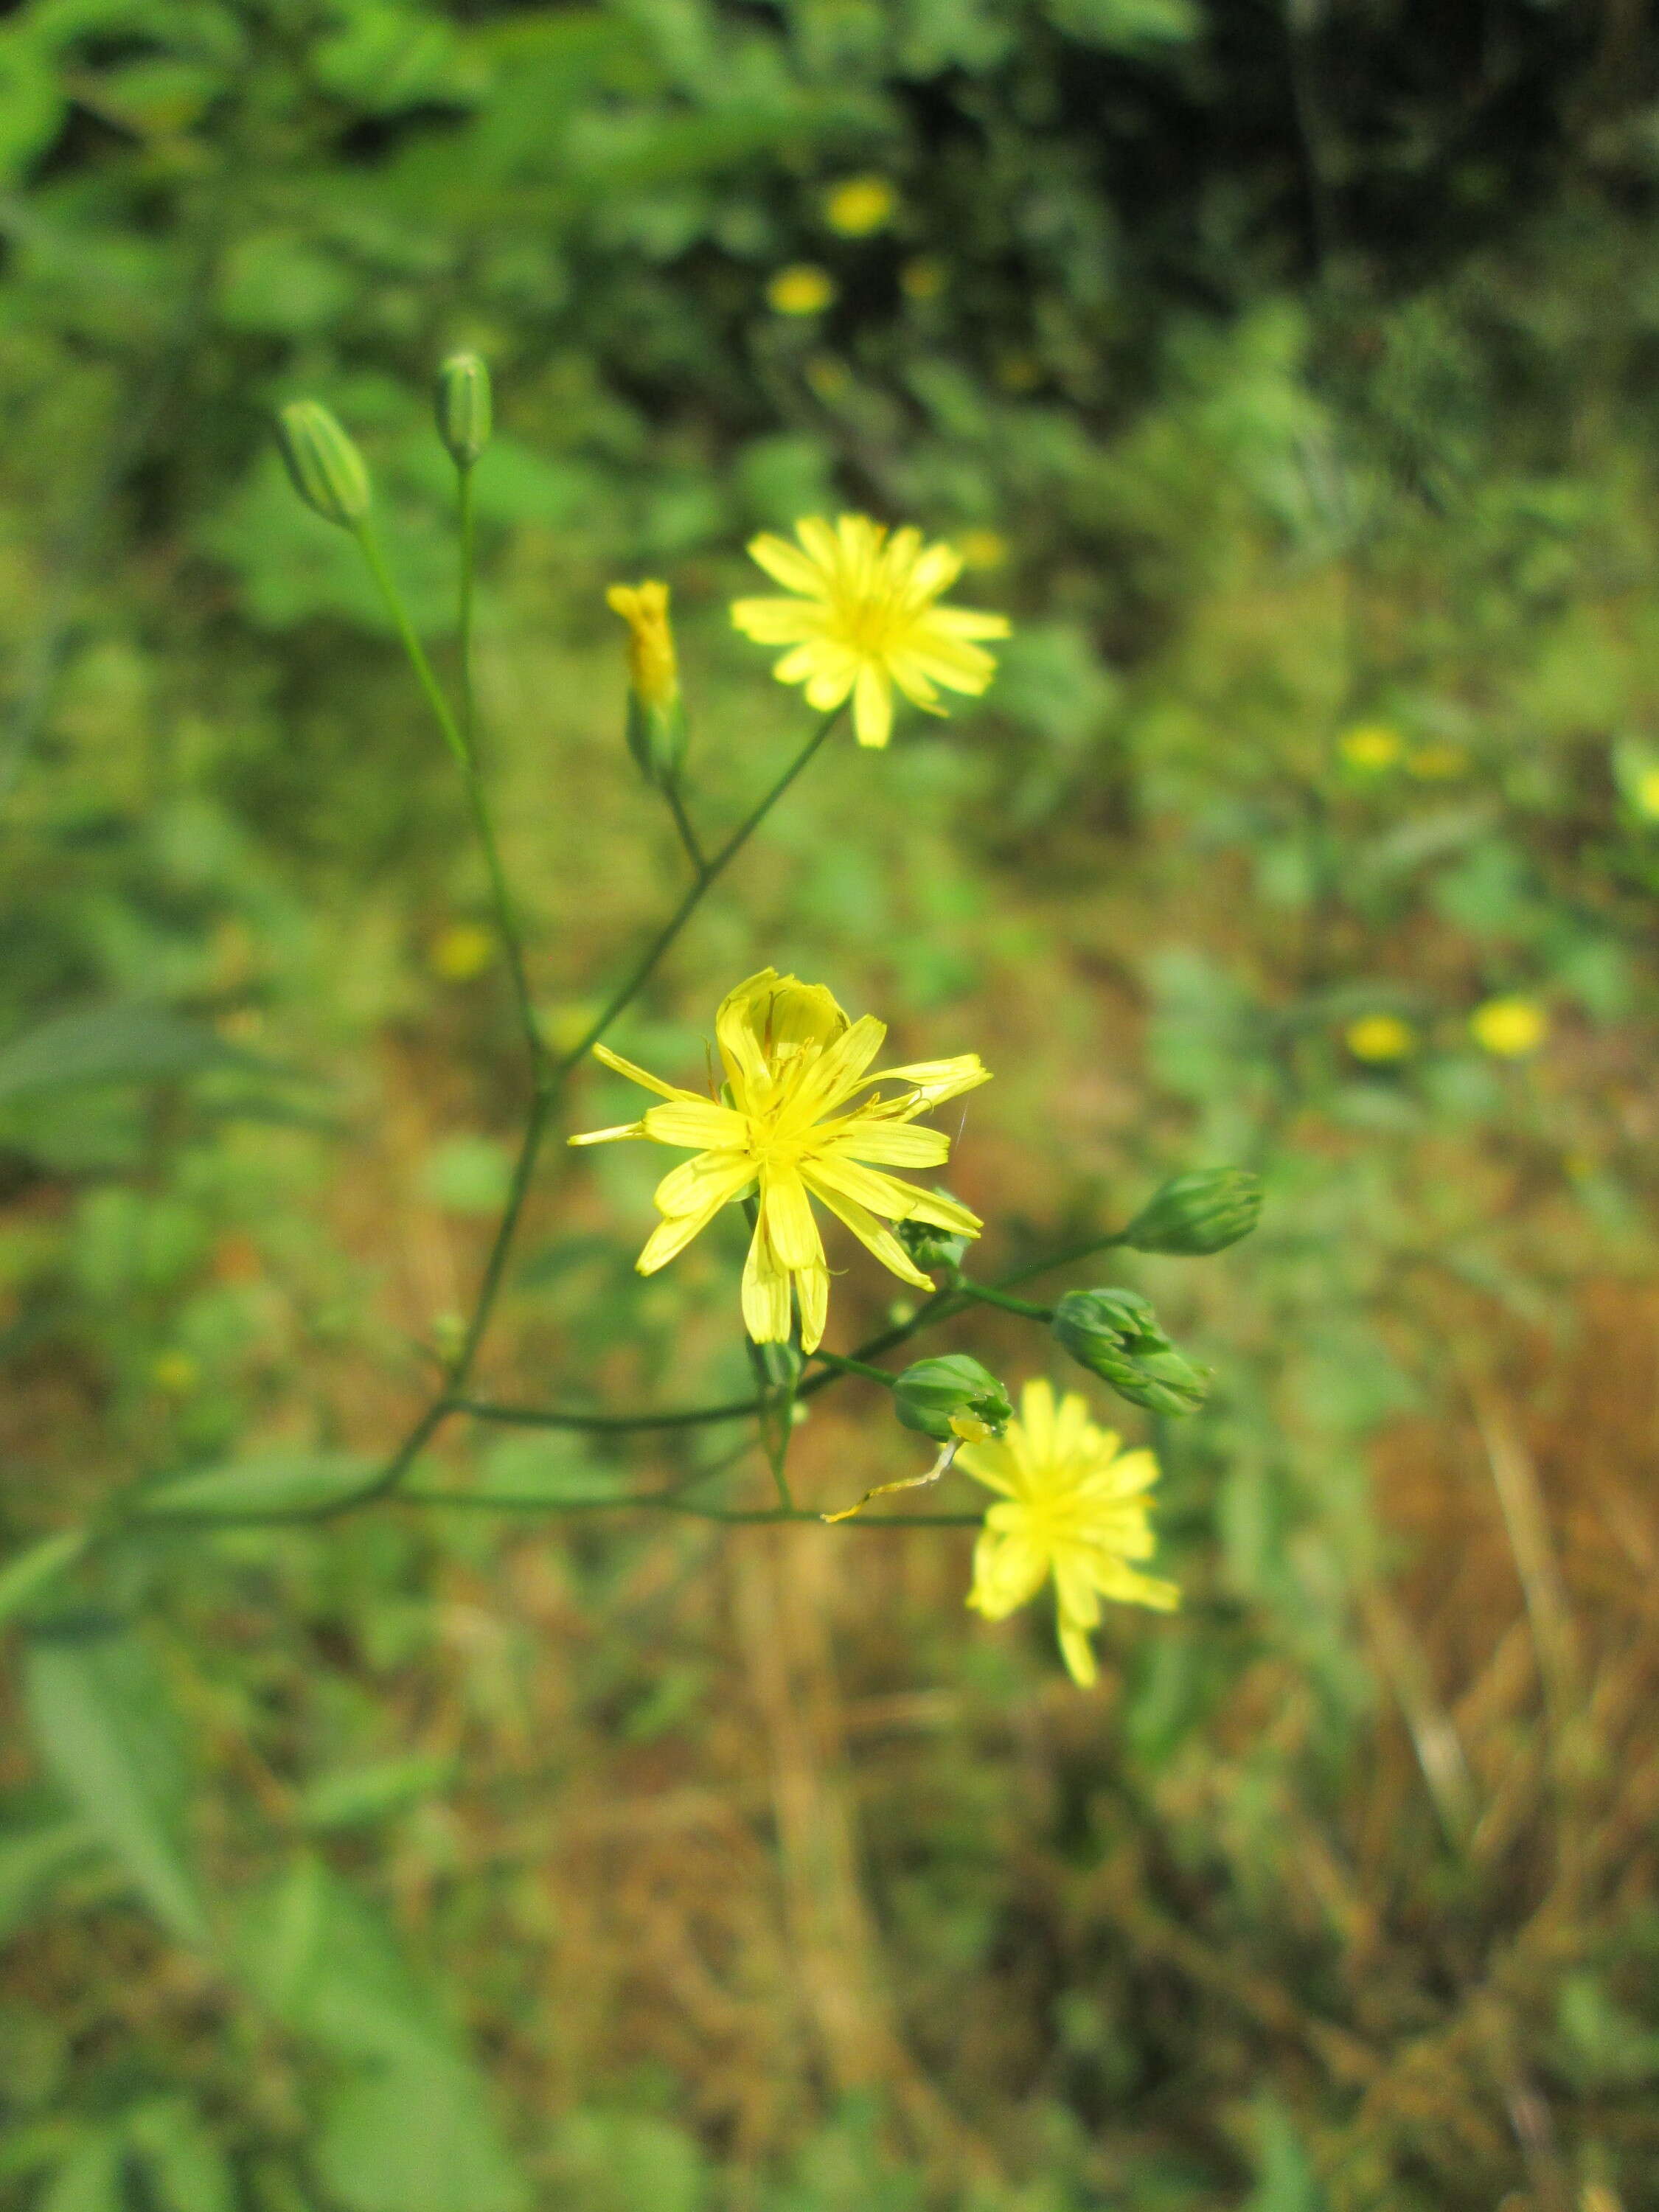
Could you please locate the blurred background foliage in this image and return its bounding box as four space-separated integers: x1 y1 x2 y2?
3 0 1659 2206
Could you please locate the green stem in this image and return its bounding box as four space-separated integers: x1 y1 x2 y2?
455 1393 763 1433
395 1487 981 1528
949 1280 1053 1321
812 1352 898 1388
663 780 706 876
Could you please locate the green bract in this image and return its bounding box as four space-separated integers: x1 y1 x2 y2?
1051 1288 1209 1416
435 352 493 470
893 1354 1013 1444
1120 1168 1264 1256
274 400 370 527
895 1200 974 1274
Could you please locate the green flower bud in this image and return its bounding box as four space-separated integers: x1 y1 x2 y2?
1120 1168 1264 1256
895 1197 973 1275
754 1340 804 1392
274 400 370 527
1051 1289 1209 1416
893 1354 1012 1445
435 351 492 469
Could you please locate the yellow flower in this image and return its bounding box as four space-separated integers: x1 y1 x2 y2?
768 264 836 316
731 514 1011 749
824 175 895 236
1635 765 1659 820
1470 995 1548 1058
605 580 679 711
429 921 495 982
568 969 989 1352
1345 1013 1416 1063
1405 743 1469 780
957 527 1009 571
151 1351 200 1397
959 1379 1178 1688
1339 723 1403 772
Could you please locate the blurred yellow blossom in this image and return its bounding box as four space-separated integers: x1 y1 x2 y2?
900 256 945 300
804 353 853 403
1635 765 1659 819
1470 995 1548 1057
824 175 895 235
957 528 1009 571
151 1351 200 1397
1405 743 1469 779
1339 723 1403 772
605 580 678 712
568 969 989 1352
768 265 836 316
429 922 495 981
731 513 1010 748
1346 1013 1416 1063
959 1378 1178 1688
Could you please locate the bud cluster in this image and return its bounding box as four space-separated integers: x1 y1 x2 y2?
893 1354 1012 1444
1051 1288 1209 1416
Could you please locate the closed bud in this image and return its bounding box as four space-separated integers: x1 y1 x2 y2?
607 580 687 788
275 400 370 527
1051 1288 1208 1416
895 1196 973 1275
1120 1168 1263 1256
435 351 492 469
754 1340 804 1393
893 1354 1012 1445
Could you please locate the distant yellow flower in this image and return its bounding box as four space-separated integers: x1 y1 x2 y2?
605 580 678 711
957 527 1009 571
1345 1013 1416 1063
1339 723 1403 772
1470 995 1548 1058
151 1351 200 1397
1635 765 1659 820
824 175 895 235
568 969 989 1352
1405 743 1469 780
959 1379 1178 1688
731 514 1011 749
804 353 852 403
429 921 495 982
768 264 836 316
900 256 945 301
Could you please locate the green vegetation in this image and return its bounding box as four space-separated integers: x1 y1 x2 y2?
3 3 1658 2208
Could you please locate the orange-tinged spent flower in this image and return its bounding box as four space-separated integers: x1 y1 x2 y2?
824 175 895 235
1345 1013 1416 1063
605 580 678 711
568 968 990 1352
768 264 836 316
1470 996 1548 1058
1339 723 1403 771
430 921 495 982
731 513 1011 749
959 1378 1178 1688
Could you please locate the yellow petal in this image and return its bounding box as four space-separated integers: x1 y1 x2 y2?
802 650 860 712
1057 1615 1099 1688
955 1437 1020 1497
730 597 828 644
653 1148 755 1220
1018 1377 1057 1461
745 532 832 596
852 662 893 748
568 1120 646 1147
641 1098 751 1150
821 1120 950 1169
760 1166 824 1270
966 1526 1049 1619
799 1166 935 1290
591 1041 698 1102
870 1055 992 1108
741 1219 793 1343
795 1260 829 1354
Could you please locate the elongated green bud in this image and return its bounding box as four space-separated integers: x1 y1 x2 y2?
274 400 370 527
435 351 492 469
893 1354 1012 1444
607 580 687 788
1120 1168 1263 1256
1051 1288 1208 1416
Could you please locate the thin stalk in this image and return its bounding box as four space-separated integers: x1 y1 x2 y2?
663 780 706 877
949 1280 1052 1322
396 1486 981 1528
455 1393 763 1433
812 1352 897 1388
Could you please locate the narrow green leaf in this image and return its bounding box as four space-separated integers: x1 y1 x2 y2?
0 1002 268 1104
0 1528 89 1627
23 1624 210 1949
38 2133 127 2212
127 2101 237 2212
138 1453 378 1521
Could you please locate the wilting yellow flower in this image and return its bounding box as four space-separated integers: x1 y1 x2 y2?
1470 995 1548 1058
768 264 836 316
1345 1013 1416 1063
959 1378 1178 1688
824 175 895 235
1635 765 1659 820
429 921 495 982
731 514 1010 749
1405 743 1469 780
605 580 678 711
1339 723 1403 772
568 970 989 1351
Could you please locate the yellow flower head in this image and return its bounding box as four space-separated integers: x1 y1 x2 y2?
824 174 896 236
768 264 836 316
1345 1013 1416 1064
568 969 990 1352
1470 995 1548 1058
1635 765 1659 820
429 920 495 983
731 514 1011 749
605 580 678 711
1339 723 1403 772
959 1379 1178 1688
